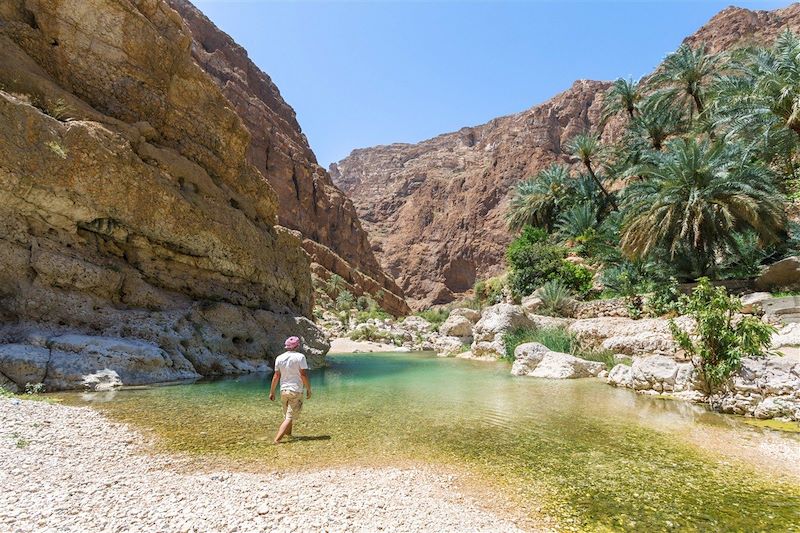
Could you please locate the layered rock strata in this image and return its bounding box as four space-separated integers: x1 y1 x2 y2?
167 0 408 316
0 0 328 391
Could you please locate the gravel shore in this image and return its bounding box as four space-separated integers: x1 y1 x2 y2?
0 397 527 532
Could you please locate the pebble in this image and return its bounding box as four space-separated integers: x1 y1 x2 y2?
0 398 527 532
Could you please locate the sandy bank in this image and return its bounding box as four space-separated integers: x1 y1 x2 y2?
0 398 525 532
328 337 409 354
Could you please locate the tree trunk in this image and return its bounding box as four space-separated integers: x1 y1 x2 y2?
586 162 618 211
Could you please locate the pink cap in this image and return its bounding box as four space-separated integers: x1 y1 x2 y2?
284 336 301 349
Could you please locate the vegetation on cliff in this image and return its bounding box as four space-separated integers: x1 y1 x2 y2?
505 32 800 304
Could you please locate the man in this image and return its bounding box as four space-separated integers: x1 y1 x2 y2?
269 336 312 443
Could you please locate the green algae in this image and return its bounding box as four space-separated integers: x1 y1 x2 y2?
58 352 800 531
742 418 800 433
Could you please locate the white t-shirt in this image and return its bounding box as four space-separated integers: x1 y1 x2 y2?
275 351 308 393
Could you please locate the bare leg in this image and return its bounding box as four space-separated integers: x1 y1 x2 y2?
286 420 293 437
274 418 293 443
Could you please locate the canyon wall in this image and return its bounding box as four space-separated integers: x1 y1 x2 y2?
332 4 800 310
167 0 409 316
0 0 328 391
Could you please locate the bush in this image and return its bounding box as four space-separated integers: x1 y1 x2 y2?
646 278 681 317
507 226 593 298
539 280 572 316
502 326 577 361
669 279 775 392
416 308 449 332
473 276 505 306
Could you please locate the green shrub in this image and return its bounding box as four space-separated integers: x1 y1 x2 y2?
578 349 618 370
558 261 594 296
502 327 542 361
506 227 595 299
646 278 681 316
669 278 775 392
502 326 578 361
539 280 572 316
473 276 505 306
24 382 45 395
416 308 450 331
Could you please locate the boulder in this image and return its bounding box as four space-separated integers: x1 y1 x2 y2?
753 397 800 420
439 314 474 338
630 356 681 392
0 344 50 387
756 256 800 291
472 304 534 343
568 316 693 357
470 340 507 360
527 314 575 330
607 364 633 388
512 344 605 379
449 308 481 323
520 295 543 314
44 335 200 391
740 292 773 314
432 336 468 357
772 323 800 351
402 316 433 333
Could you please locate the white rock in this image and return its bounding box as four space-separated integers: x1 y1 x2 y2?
512 345 604 379
740 292 772 314
439 315 473 338
448 308 481 323
472 304 534 343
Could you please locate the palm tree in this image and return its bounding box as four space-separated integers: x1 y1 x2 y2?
565 133 618 210
651 44 720 123
629 94 686 150
714 31 800 169
601 77 641 123
619 138 785 277
506 164 572 232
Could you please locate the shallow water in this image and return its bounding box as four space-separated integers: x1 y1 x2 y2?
60 352 800 531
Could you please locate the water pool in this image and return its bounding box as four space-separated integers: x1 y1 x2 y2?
60 352 800 531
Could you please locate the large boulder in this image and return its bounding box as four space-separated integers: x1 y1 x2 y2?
772 323 800 352
0 344 50 387
568 317 693 357
439 314 474 338
471 304 535 359
432 336 467 357
448 308 481 323
739 292 773 314
511 343 604 379
756 256 800 291
43 335 200 391
473 304 534 343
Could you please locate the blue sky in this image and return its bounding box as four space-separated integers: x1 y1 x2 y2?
194 0 790 166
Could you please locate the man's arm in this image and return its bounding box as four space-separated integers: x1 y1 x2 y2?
269 370 280 401
300 369 311 399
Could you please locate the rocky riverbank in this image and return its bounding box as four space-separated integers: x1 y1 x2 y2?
0 397 526 533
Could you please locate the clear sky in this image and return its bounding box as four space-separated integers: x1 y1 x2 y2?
194 0 790 167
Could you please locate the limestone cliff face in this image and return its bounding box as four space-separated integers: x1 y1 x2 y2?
0 0 328 391
331 80 609 309
166 0 409 316
332 3 800 310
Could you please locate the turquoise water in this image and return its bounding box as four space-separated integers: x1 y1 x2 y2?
61 352 800 531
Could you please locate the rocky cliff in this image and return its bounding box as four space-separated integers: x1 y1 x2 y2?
331 4 800 310
331 80 609 309
166 0 409 316
0 0 328 391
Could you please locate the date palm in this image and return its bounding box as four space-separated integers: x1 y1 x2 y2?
601 77 641 123
507 164 572 232
620 138 785 277
629 94 686 150
714 31 800 167
651 44 720 124
565 133 618 209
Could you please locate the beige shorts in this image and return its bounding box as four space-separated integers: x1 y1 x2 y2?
281 390 303 420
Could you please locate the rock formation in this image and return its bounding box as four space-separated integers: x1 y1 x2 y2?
166 0 408 316
331 4 800 309
0 0 329 390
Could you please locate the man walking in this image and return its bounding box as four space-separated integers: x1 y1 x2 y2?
269 336 312 443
